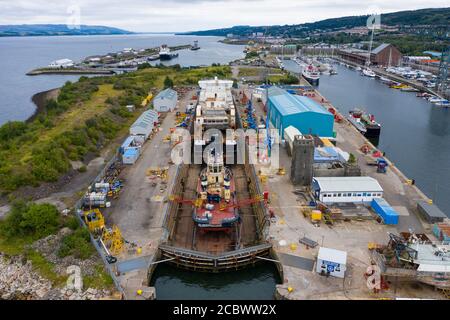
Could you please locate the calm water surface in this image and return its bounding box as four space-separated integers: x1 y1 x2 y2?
150 262 280 300
284 60 450 215
0 34 244 125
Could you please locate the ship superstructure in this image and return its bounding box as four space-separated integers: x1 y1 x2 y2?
159 44 178 61
193 150 238 231
194 77 236 147
302 64 320 86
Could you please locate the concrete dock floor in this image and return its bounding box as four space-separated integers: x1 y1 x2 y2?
248 84 445 300
105 90 195 299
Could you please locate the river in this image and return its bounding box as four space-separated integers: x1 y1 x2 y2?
0 34 245 125
284 60 450 216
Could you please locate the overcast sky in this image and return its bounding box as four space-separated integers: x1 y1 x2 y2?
0 0 447 32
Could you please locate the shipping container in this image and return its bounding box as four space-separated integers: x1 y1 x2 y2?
371 198 399 225
122 148 140 165
433 223 450 244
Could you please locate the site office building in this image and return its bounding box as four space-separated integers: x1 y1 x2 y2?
312 176 383 204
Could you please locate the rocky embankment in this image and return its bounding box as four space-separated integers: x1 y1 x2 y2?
0 228 114 300
0 253 112 300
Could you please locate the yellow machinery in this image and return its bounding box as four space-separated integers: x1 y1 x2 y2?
146 167 169 181
311 210 322 222
102 225 124 255
368 242 383 251
321 138 334 147
83 209 105 235
259 174 268 183
277 167 286 176
141 93 153 107
301 207 322 224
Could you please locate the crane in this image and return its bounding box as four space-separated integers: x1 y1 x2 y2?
169 194 267 211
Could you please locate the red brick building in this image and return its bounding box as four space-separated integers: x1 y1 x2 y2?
338 43 402 67
370 43 402 67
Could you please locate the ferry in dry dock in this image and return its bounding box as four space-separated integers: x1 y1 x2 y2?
193 77 239 232
194 150 239 231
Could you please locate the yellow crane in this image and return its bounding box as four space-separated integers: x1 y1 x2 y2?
83 209 105 236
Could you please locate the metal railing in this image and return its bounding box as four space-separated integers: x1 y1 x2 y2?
73 151 126 299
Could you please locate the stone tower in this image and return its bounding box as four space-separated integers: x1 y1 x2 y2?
290 135 314 186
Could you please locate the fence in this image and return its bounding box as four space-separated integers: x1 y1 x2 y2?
73 152 126 299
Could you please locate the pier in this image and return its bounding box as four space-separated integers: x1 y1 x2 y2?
333 57 447 99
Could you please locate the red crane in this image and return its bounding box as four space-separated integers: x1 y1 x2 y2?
169 194 268 210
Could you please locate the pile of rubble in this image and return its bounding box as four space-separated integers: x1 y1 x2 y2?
0 254 51 300
0 253 112 300
30 227 102 276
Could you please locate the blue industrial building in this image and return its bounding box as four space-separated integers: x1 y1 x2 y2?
267 87 334 138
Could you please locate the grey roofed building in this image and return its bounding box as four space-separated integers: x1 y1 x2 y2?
153 88 178 112
417 201 447 224
313 176 383 193
130 109 158 140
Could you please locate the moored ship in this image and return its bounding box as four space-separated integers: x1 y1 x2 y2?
362 68 376 77
159 44 179 60
193 151 239 231
348 108 381 138
191 40 200 51
302 64 320 86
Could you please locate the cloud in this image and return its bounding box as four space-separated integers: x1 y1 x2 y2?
0 0 447 32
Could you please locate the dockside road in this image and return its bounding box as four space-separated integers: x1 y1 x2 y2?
246 84 444 300
104 89 196 299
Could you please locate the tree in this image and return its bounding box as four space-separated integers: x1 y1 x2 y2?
20 203 60 238
348 153 356 164
163 76 174 89
0 201 60 239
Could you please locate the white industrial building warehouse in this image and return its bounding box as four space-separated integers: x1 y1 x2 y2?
129 110 159 140
153 88 178 112
312 176 383 204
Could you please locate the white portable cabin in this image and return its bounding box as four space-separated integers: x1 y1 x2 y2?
129 110 159 140
283 125 302 155
153 88 178 112
316 247 347 278
312 176 383 204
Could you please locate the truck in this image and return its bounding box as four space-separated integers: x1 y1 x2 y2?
376 158 388 173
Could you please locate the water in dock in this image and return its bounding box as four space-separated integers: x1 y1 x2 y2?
150 261 280 300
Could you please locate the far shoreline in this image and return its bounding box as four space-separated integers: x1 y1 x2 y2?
28 87 60 123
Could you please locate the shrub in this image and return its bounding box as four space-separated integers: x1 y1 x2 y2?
64 215 80 230
163 76 174 89
0 121 28 141
58 228 94 259
0 201 60 240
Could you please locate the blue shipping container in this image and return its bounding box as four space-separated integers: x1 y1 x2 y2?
371 198 399 225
